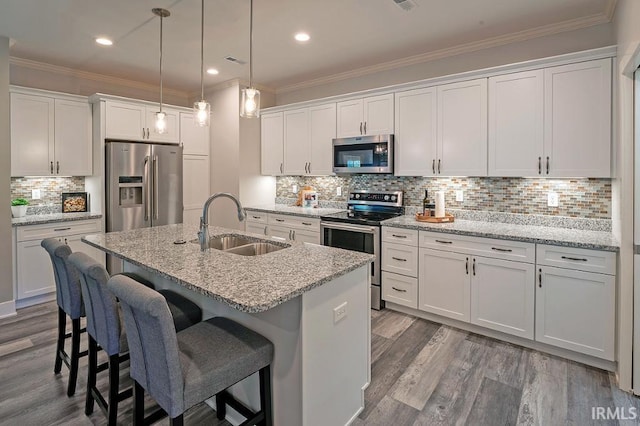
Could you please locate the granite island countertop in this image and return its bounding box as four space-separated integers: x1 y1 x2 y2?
12 212 103 227
244 204 344 218
382 215 619 252
82 223 373 313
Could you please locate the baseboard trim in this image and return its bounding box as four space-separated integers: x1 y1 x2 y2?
0 299 16 319
15 292 56 310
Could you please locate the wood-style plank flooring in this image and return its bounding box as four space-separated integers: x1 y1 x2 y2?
1 302 638 425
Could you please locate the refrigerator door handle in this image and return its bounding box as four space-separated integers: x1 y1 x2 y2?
143 155 150 221
153 155 159 220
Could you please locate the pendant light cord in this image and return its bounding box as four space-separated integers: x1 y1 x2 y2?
249 0 253 88
200 0 205 100
159 12 164 112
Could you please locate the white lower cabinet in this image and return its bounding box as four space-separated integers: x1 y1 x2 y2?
246 222 268 236
382 271 418 309
244 212 321 244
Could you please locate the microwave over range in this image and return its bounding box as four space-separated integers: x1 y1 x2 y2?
332 134 394 174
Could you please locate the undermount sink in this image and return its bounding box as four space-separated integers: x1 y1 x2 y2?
190 234 289 256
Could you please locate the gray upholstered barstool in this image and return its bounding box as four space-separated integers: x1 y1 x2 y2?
108 274 274 426
41 237 87 397
68 252 204 426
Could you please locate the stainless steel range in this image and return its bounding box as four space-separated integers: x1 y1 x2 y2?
320 190 403 310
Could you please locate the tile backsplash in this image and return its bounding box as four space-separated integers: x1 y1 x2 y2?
11 177 85 214
276 176 611 219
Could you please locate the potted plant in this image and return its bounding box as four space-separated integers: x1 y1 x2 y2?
11 198 29 218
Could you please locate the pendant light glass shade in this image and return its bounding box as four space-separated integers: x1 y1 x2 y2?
240 0 260 118
153 8 170 134
194 0 210 127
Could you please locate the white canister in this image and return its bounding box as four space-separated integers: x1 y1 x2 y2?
435 191 445 218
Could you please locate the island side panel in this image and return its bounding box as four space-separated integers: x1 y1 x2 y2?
301 265 371 426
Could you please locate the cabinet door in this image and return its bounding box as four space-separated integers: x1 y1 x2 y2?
261 112 284 175
488 70 543 177
146 107 179 143
394 88 437 176
183 155 210 211
283 108 309 175
180 112 210 155
246 222 268 236
535 266 615 360
544 58 611 177
418 248 470 322
65 234 105 266
11 93 54 176
105 101 146 140
269 224 292 241
16 239 56 299
308 103 336 175
54 99 92 176
437 78 488 176
363 94 394 135
291 228 320 244
336 99 364 137
471 256 534 339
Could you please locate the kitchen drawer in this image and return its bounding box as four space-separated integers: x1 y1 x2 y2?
16 219 101 242
536 244 616 275
382 271 418 309
419 230 535 263
382 242 418 277
245 211 268 224
268 214 320 231
382 227 418 246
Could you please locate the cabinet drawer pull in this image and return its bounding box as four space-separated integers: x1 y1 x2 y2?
437 159 441 174
275 218 285 222
472 258 476 276
50 161 54 174
391 286 407 293
56 161 60 174
491 247 513 253
302 222 312 226
432 159 435 174
392 234 407 238
538 156 541 175
54 227 72 231
465 257 469 274
391 257 407 262
546 156 550 175
435 239 452 244
360 122 363 134
561 256 588 262
539 268 542 288
252 216 262 220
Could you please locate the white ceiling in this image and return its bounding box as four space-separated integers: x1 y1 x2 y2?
0 0 616 94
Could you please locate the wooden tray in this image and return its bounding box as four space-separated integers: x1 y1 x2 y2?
415 212 454 223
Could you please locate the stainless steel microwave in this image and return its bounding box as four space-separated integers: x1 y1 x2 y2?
332 134 394 174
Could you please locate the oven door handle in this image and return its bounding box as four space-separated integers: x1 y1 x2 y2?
320 222 377 234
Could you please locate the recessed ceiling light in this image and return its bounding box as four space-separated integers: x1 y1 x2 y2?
206 68 219 75
294 32 310 42
95 37 113 46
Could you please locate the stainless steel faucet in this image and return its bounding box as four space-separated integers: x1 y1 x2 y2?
198 192 246 251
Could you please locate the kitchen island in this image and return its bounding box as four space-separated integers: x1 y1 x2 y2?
83 223 373 426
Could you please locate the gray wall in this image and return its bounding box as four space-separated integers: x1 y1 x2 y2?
0 37 12 304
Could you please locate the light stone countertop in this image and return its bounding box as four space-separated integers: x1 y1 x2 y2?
82 223 373 313
12 212 103 227
382 215 619 252
244 204 345 218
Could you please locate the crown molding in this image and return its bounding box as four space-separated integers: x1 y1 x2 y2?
276 8 615 94
9 56 190 99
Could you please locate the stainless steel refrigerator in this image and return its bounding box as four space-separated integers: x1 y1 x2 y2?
106 141 183 273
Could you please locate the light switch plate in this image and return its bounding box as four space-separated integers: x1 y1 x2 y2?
547 192 559 207
333 302 348 324
455 190 463 202
32 189 41 200
292 185 298 194
336 187 342 196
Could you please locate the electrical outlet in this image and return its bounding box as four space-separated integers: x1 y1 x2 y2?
547 192 559 207
333 302 348 324
455 190 463 202
32 189 41 200
336 187 342 196
292 184 298 193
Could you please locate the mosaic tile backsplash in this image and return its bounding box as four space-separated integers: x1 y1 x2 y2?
276 176 611 219
11 177 85 214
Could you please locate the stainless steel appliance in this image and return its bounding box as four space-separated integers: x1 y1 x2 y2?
332 134 394 174
105 140 183 273
321 190 403 310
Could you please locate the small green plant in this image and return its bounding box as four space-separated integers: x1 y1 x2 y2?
11 198 29 206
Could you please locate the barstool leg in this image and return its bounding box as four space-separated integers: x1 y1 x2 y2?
67 318 81 396
107 354 120 425
259 365 273 426
170 415 184 426
54 308 66 374
216 393 226 420
133 381 145 426
85 336 98 415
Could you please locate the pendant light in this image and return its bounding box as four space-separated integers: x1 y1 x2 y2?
240 0 260 118
193 0 210 126
153 8 170 134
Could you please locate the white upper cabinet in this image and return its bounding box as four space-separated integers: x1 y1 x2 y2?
308 103 336 175
105 100 179 143
488 70 544 177
543 58 611 177
261 112 284 175
394 87 437 176
11 91 92 177
284 108 309 175
180 112 210 156
336 94 393 137
437 78 488 176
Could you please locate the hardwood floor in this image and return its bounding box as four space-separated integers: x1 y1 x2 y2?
1 302 638 425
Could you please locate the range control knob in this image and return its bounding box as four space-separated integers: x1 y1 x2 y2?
355 194 360 199
391 195 396 201
350 194 354 199
384 195 390 201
